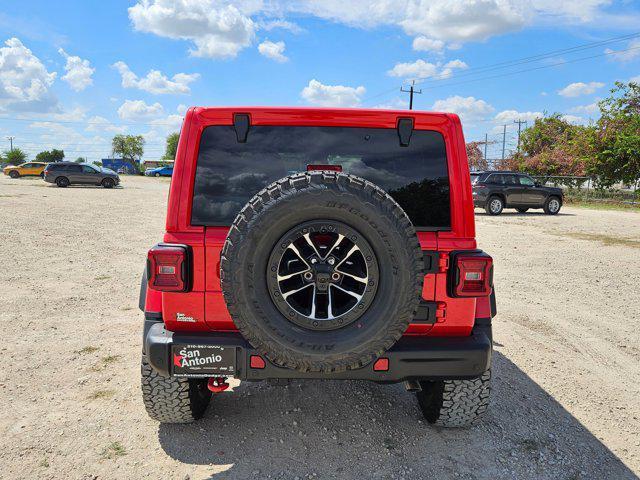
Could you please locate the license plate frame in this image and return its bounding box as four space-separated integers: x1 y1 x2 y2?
171 344 236 377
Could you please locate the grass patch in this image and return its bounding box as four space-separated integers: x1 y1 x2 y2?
94 275 111 281
88 389 115 400
76 346 99 354
101 354 121 365
559 232 640 249
120 306 133 311
101 442 126 459
91 354 121 371
39 457 49 468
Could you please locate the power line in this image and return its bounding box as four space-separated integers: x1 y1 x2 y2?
513 119 528 152
362 32 640 106
415 31 640 86
400 80 422 109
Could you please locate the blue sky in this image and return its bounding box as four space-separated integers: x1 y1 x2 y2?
0 0 639 163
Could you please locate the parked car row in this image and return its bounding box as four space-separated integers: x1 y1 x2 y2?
4 161 173 187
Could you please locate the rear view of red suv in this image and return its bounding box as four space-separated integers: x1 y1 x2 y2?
139 107 496 427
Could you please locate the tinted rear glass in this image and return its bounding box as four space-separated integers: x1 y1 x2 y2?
191 126 450 229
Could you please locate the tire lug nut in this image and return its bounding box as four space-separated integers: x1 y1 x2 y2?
327 257 335 265
331 272 340 281
303 272 313 281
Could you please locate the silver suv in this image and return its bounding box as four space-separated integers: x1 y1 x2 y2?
43 162 120 188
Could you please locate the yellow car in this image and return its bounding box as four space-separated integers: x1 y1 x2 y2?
3 162 47 179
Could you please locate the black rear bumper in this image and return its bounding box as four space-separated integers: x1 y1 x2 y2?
144 318 492 383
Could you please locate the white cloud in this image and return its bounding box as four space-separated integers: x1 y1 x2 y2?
117 99 165 121
570 102 599 116
412 36 445 53
259 19 304 34
494 110 543 124
558 81 604 97
0 37 57 112
58 48 94 92
431 95 494 124
440 59 468 78
561 114 586 124
112 61 199 95
128 1 626 58
631 74 640 84
300 79 365 107
176 103 188 115
85 116 127 134
387 58 467 80
28 121 112 163
258 40 288 62
128 0 256 58
605 38 640 62
373 98 409 110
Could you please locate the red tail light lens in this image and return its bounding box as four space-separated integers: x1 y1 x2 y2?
451 252 493 297
147 244 190 292
307 164 342 172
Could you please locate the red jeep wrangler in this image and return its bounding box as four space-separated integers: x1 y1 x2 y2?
139 107 495 428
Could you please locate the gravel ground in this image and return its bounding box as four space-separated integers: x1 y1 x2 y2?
1 175 639 480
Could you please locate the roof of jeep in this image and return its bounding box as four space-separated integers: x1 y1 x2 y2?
189 106 461 123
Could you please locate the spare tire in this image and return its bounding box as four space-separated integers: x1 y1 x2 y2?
220 171 423 373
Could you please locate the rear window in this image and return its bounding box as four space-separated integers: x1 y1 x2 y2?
191 125 451 229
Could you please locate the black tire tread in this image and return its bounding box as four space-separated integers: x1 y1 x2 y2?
417 369 491 428
220 171 423 373
140 356 210 423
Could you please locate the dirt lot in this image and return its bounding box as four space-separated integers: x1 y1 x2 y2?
1 174 639 480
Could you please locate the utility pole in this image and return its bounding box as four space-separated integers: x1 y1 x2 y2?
484 133 488 161
513 119 527 153
400 80 422 110
6 136 15 152
501 125 507 160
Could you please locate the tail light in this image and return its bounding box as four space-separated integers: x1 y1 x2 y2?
307 164 342 172
449 251 493 297
147 244 190 292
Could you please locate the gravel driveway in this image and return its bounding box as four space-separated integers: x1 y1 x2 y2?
1 175 638 479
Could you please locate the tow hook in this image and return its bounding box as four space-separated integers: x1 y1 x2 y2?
207 377 230 393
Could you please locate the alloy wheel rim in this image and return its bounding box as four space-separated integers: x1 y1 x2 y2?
549 199 559 212
267 220 379 331
491 199 502 213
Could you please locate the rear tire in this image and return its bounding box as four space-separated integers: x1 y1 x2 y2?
56 176 69 188
417 369 491 428
155 173 160 177
221 171 423 373
102 178 115 189
485 196 503 215
543 196 561 215
9 170 20 179
516 207 528 213
140 356 211 424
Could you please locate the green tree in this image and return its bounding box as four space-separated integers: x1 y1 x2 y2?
4 148 27 165
465 141 487 171
517 114 592 177
75 157 87 163
111 134 145 172
163 132 179 160
35 149 65 163
588 81 640 187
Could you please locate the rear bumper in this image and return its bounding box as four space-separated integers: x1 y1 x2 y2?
143 316 492 383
